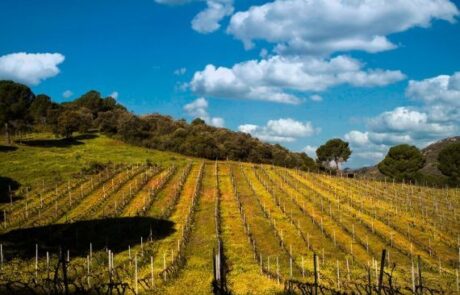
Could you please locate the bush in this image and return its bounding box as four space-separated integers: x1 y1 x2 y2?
438 142 460 186
378 144 425 182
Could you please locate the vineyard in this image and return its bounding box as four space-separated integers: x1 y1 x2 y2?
0 135 459 294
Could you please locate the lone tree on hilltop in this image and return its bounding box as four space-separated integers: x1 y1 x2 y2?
316 138 351 171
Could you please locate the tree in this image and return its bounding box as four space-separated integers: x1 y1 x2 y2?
56 109 92 138
0 80 35 143
316 138 351 170
378 144 425 182
438 142 460 185
29 94 55 124
69 91 126 116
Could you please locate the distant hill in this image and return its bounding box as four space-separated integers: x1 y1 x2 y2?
355 136 460 184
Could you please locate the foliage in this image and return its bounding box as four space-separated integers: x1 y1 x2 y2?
28 94 57 125
0 80 35 137
56 109 93 138
0 80 317 171
64 90 126 115
316 138 351 170
438 142 460 185
378 144 425 182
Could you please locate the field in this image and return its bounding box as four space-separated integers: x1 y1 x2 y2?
0 134 458 294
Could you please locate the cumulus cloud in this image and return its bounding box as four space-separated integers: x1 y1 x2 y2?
369 107 454 136
344 71 460 167
353 151 386 160
155 0 233 33
227 0 459 55
62 90 73 99
345 130 413 147
183 97 224 127
192 0 233 33
344 130 370 146
303 145 317 158
190 55 404 104
406 72 460 106
0 52 65 85
110 91 119 99
238 118 316 143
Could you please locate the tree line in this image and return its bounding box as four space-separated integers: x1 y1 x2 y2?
0 80 317 170
1 79 457 184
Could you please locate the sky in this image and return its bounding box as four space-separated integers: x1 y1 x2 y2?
1 0 459 168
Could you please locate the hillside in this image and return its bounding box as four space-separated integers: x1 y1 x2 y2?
355 136 460 184
0 133 458 294
0 80 316 172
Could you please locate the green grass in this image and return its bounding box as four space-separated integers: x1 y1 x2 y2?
0 133 189 193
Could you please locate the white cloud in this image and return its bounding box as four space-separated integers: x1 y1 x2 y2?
369 107 454 135
303 145 317 158
368 132 413 146
0 52 65 85
190 55 404 104
110 91 119 99
406 72 460 106
183 97 224 127
174 67 187 75
155 0 233 33
62 90 73 99
344 72 460 167
345 130 414 147
192 0 234 33
238 118 316 143
227 0 459 55
310 94 323 102
184 97 209 118
345 130 369 146
209 117 225 127
353 151 386 161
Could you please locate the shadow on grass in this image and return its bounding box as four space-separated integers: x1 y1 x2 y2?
18 134 98 148
0 176 21 204
0 217 175 259
0 145 18 152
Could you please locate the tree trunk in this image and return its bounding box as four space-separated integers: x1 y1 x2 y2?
4 123 10 145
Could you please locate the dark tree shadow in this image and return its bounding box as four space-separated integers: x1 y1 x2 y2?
0 217 175 259
18 134 99 148
0 176 21 204
0 145 18 152
18 138 84 148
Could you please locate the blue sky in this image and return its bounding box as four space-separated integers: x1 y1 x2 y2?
1 0 459 168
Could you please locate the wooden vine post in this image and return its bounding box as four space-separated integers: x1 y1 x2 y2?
314 253 318 295
377 249 386 295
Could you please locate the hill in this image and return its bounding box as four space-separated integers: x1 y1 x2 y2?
0 80 316 172
355 136 460 185
0 133 457 294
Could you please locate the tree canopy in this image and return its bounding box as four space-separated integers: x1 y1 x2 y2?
316 138 351 170
378 144 425 182
438 142 460 185
0 80 317 171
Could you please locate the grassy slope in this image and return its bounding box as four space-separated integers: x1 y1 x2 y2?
0 133 189 194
